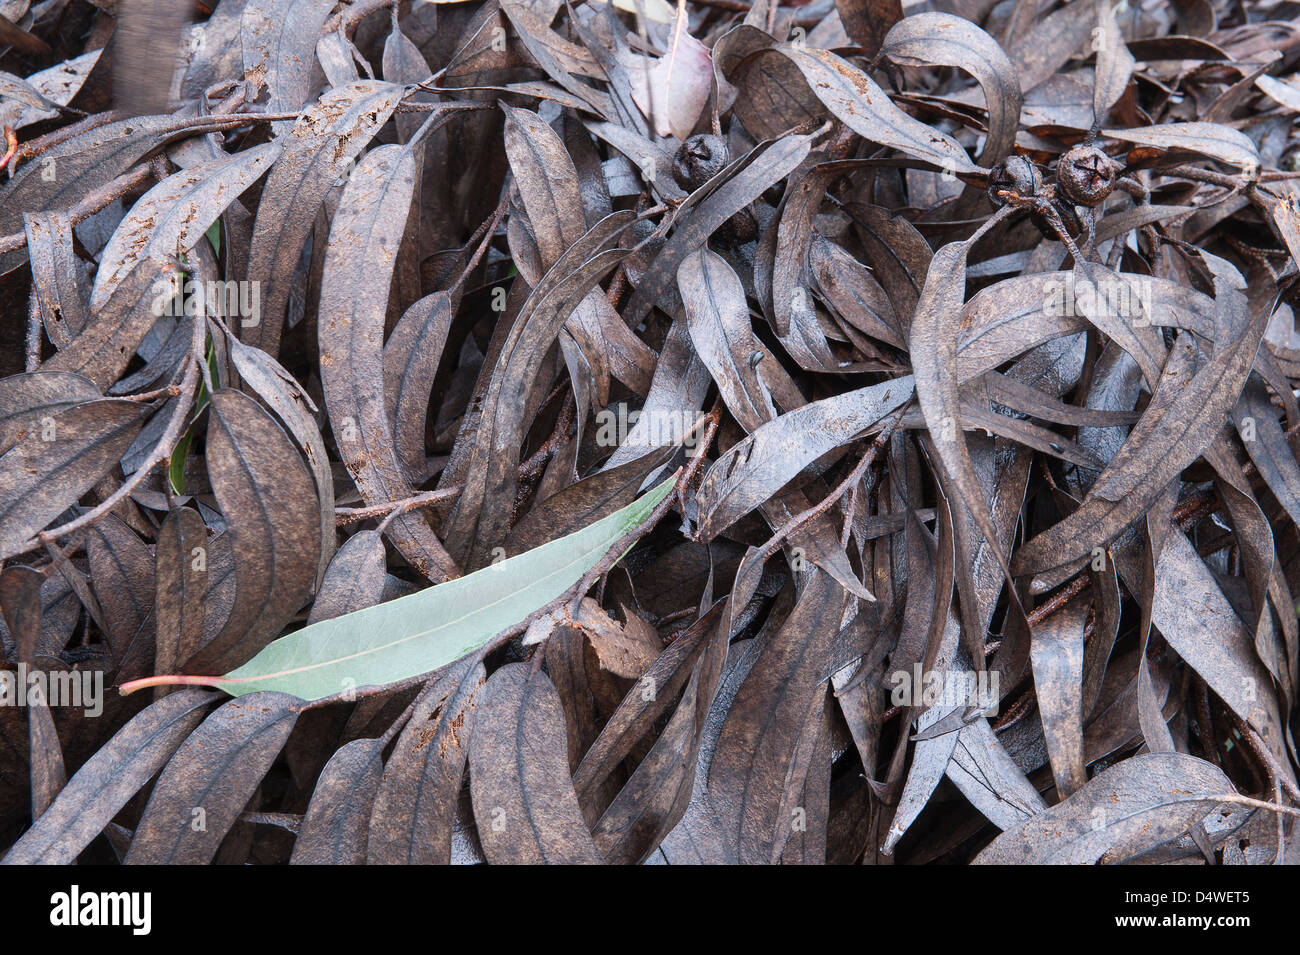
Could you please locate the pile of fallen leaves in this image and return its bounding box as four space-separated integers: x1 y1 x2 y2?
1 0 1300 865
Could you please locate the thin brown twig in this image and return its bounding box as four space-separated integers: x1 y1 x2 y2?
1026 574 1091 628
0 125 17 170
452 197 510 295
1214 793 1300 820
340 486 463 528
747 407 906 569
990 686 1037 731
376 675 444 748
8 109 130 170
0 164 155 256
119 382 184 403
1162 164 1245 189
1229 710 1300 805
323 0 394 36
515 391 577 502
679 402 723 525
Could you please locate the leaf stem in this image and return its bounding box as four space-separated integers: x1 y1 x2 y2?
1214 793 1300 820
746 406 906 571
323 0 394 36
118 673 230 696
374 486 462 533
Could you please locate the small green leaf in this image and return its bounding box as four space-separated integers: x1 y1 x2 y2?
205 221 221 257
168 429 191 496
168 334 219 496
197 334 218 413
122 476 675 701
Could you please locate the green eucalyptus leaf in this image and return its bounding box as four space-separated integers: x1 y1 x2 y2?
125 476 675 702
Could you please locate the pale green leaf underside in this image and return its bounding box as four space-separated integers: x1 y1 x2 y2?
210 477 675 701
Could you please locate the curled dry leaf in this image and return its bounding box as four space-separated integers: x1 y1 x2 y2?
468 663 602 864
290 737 383 865
0 399 150 560
124 692 300 864
1 691 217 865
628 5 713 140
973 754 1236 864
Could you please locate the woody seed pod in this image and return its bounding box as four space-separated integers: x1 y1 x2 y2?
672 134 730 191
987 155 1043 206
1056 144 1121 206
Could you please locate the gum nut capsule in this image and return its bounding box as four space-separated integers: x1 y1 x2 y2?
672 134 730 191
1057 144 1121 206
987 155 1042 206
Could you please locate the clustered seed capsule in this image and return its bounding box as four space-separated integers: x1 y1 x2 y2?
987 155 1043 206
672 134 730 191
1056 144 1121 206
671 134 757 246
